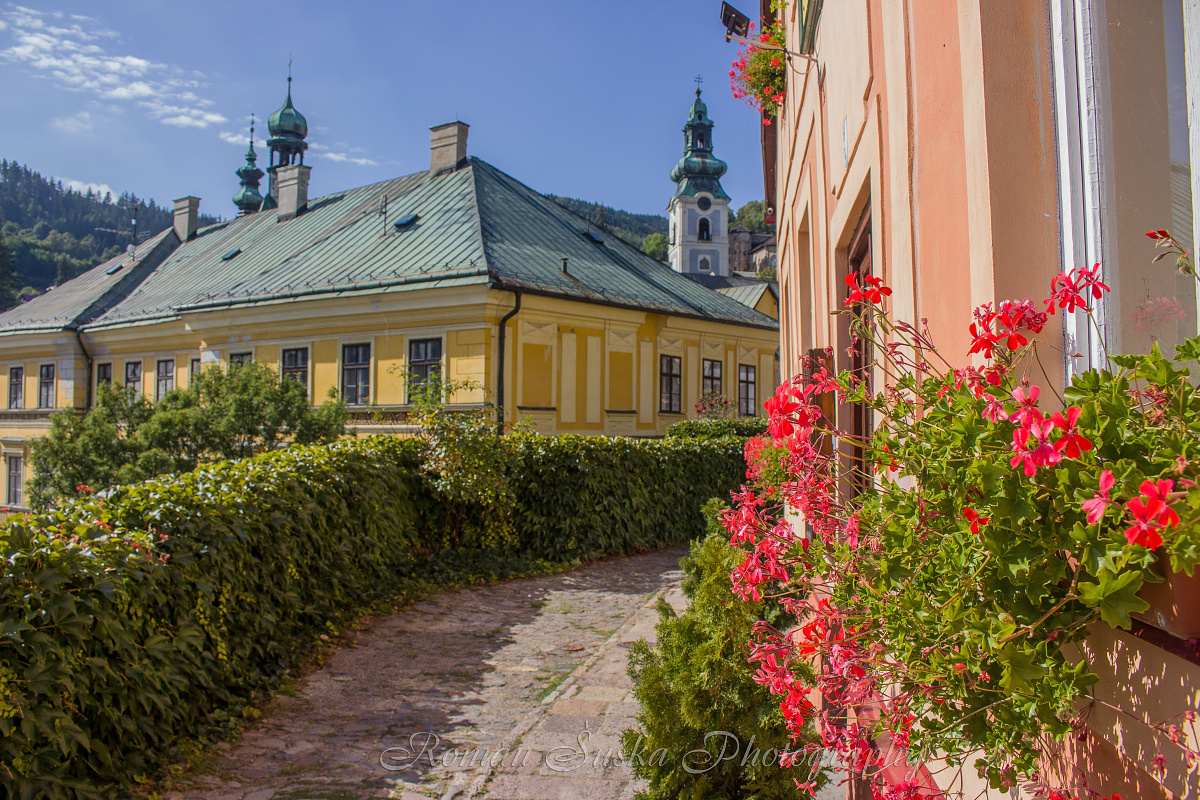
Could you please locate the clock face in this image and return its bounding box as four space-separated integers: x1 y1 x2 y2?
697 196 712 211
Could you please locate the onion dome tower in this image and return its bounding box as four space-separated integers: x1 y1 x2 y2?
263 76 308 209
232 120 265 216
667 83 731 276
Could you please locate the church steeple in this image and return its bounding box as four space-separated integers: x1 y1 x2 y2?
263 74 309 208
666 80 731 277
233 119 265 216
669 83 729 201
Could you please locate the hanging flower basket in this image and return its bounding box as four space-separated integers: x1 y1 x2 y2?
729 15 789 123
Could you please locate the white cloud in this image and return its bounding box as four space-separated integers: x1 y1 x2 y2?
51 110 92 134
60 177 114 198
318 150 378 167
219 128 267 148
1 7 225 129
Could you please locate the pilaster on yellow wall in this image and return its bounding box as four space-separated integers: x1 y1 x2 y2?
584 332 602 426
23 362 36 410
375 334 406 405
448 328 487 404
256 345 279 368
311 340 338 403
685 344 699 416
560 330 577 424
637 340 653 426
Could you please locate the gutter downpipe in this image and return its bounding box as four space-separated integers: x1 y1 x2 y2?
495 289 522 434
73 328 93 411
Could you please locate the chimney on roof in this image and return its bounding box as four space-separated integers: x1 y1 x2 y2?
173 196 200 242
430 121 469 174
276 164 311 222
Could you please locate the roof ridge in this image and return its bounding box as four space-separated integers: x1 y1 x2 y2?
463 160 493 283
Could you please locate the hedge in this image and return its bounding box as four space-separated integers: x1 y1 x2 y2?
509 435 748 562
665 417 769 440
0 432 751 798
1 438 422 798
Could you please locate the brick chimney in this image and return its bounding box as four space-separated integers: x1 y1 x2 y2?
276 164 311 222
430 122 469 174
173 196 200 242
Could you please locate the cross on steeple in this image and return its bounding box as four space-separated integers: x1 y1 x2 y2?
694 75 703 94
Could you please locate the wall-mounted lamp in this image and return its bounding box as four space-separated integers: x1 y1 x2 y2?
720 1 822 73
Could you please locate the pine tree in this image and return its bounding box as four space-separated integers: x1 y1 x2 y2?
54 254 73 286
0 236 17 311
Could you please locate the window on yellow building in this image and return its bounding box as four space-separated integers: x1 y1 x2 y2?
342 343 371 405
125 362 141 395
702 358 722 395
96 363 112 386
156 360 174 401
190 358 201 382
408 338 442 391
6 455 22 507
38 364 54 409
282 348 309 394
8 367 22 409
229 352 252 368
660 355 682 413
738 364 757 416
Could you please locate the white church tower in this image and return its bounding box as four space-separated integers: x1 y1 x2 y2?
667 83 731 277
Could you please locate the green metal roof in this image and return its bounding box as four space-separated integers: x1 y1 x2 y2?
0 229 176 335
0 158 777 335
717 282 771 310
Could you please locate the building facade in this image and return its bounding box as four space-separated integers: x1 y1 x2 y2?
0 88 779 510
768 0 1197 797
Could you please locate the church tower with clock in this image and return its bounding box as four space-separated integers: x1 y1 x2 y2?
667 81 731 277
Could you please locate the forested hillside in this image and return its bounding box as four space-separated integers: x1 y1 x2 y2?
0 160 218 295
547 195 668 247
547 195 772 264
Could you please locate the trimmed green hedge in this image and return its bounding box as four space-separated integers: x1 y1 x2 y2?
0 432 751 798
509 435 748 562
1 438 422 798
665 417 769 440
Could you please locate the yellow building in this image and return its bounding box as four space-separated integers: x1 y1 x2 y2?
0 92 778 509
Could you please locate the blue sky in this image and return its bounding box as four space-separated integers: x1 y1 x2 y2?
0 1 767 221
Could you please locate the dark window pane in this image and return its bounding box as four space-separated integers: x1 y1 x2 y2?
342 343 370 405
738 364 757 416
38 364 54 409
408 338 443 393
125 362 142 395
156 360 174 401
282 348 309 395
659 355 682 413
7 455 21 506
9 367 22 409
96 363 112 386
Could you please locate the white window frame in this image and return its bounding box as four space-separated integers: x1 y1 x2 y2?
1049 0 1200 374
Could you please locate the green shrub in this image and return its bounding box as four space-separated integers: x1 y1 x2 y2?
666 417 769 440
1 437 420 799
622 500 822 799
509 434 748 561
0 431 753 797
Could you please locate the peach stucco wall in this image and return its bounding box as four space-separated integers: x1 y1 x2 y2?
771 0 1189 797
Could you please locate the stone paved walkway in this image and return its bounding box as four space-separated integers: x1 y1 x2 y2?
170 547 689 800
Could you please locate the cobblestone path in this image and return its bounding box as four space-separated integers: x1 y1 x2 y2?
171 547 688 800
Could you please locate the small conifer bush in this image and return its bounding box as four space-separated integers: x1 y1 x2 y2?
622 500 825 800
